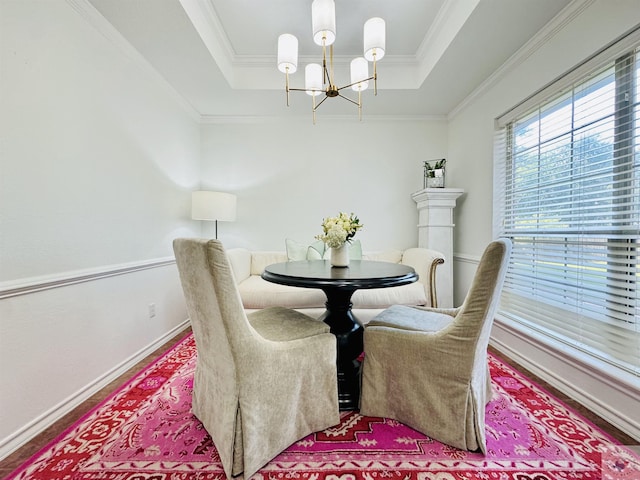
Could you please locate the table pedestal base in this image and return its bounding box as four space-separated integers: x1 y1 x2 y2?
318 288 363 411
262 260 418 412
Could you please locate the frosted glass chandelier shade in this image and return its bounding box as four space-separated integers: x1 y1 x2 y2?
364 17 385 61
350 57 369 91
312 0 336 46
277 34 298 73
305 64 323 96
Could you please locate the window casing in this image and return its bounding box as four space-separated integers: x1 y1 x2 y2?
494 32 640 378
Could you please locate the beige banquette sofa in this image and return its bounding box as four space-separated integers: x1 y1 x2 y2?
226 241 445 324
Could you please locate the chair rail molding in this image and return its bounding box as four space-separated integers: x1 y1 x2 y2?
0 257 176 299
412 187 464 308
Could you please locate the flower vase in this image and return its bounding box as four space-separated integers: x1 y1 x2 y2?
331 244 349 267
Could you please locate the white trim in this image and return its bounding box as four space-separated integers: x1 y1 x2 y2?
490 315 640 441
178 0 234 82
495 23 640 127
66 0 200 121
416 0 480 82
0 320 191 461
448 0 595 120
199 114 447 124
417 223 456 228
0 257 176 299
453 252 481 264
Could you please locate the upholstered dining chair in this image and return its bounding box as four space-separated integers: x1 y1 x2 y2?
360 238 512 454
173 238 340 480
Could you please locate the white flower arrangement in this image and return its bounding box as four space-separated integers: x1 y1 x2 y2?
315 212 363 249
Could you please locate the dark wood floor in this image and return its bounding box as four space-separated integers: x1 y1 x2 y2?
0 330 636 478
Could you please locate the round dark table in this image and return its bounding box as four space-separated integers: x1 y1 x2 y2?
262 260 418 410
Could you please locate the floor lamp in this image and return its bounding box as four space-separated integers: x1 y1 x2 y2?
191 191 237 239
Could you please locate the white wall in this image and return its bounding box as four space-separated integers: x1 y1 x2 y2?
0 0 200 456
200 118 448 252
448 0 640 439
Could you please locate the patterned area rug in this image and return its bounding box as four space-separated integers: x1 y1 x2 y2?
6 334 639 480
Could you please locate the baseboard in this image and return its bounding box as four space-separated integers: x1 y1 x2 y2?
490 316 640 442
0 320 191 461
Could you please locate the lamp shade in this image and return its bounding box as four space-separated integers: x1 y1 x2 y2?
364 17 385 61
312 0 336 46
191 191 237 222
277 34 298 74
350 57 369 91
305 63 323 96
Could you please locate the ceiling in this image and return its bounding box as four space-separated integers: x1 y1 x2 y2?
86 0 572 118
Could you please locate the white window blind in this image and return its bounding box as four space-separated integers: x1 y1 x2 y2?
493 31 640 378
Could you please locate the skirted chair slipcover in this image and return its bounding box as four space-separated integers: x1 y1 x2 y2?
173 238 340 479
360 238 512 453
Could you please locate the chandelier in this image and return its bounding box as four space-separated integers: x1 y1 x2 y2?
277 0 385 123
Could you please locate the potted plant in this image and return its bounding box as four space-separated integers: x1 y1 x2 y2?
423 159 446 188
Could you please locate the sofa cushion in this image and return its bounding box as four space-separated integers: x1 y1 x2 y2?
238 276 327 309
226 248 251 283
352 282 427 309
250 252 288 275
362 250 403 263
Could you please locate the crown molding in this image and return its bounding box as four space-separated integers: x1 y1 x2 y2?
66 0 201 122
448 0 596 120
178 0 235 82
199 114 447 125
416 0 480 82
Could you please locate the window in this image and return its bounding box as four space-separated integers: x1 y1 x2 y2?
494 30 640 378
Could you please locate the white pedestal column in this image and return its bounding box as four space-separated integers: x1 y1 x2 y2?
412 188 464 308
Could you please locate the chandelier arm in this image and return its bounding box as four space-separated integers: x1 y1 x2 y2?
288 87 324 93
337 76 376 91
314 95 330 110
323 63 331 87
322 42 329 85
337 93 361 107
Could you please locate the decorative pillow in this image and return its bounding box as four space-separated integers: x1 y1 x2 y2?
285 238 326 261
307 243 324 260
349 239 363 260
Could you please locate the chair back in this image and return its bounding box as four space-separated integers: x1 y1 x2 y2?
172 238 255 471
173 238 259 355
451 238 512 368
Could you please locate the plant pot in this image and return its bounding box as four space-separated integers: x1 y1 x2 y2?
426 168 445 188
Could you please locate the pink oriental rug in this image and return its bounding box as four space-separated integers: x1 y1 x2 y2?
6 334 639 480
